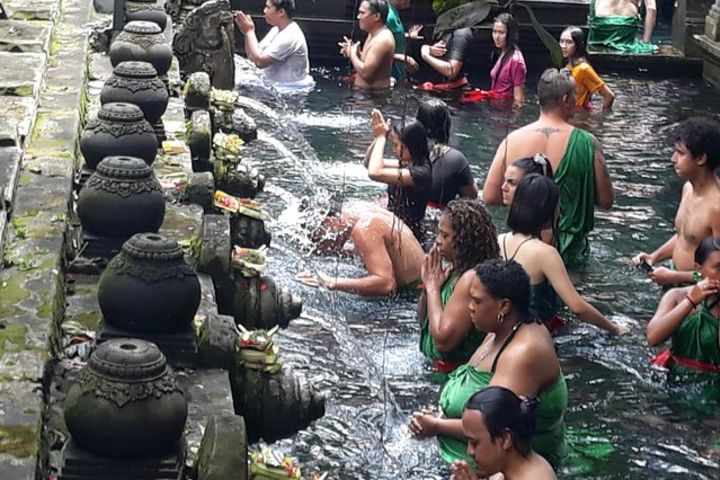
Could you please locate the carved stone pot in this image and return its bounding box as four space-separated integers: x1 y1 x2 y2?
230 214 271 249
109 21 173 77
231 276 302 330
125 0 168 31
98 233 201 334
77 156 165 239
64 339 187 459
80 102 157 169
101 61 169 126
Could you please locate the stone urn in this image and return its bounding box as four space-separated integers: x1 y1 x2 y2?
109 21 173 77
64 339 187 459
232 276 302 330
80 102 157 169
230 214 271 249
125 0 168 31
101 61 169 127
77 156 165 239
98 233 201 334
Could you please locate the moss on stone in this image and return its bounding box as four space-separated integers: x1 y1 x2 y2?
0 275 30 317
0 425 38 458
0 323 29 356
66 311 101 330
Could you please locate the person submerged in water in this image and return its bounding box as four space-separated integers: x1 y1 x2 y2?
647 236 720 380
489 13 526 107
483 68 615 266
296 201 425 296
501 153 554 207
588 0 658 53
632 117 720 285
339 0 395 90
560 26 615 110
409 27 474 89
450 387 558 480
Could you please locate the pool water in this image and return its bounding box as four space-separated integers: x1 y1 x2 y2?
233 65 720 479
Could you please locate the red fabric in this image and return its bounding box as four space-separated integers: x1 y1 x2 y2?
651 349 720 374
542 314 566 335
414 77 469 92
434 359 464 373
460 89 512 103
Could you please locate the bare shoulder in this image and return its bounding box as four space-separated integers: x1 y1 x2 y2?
502 324 558 377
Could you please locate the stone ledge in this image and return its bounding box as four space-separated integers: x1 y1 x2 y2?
4 0 60 21
0 19 53 53
0 52 46 97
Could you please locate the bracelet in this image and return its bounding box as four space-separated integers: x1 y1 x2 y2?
685 294 698 309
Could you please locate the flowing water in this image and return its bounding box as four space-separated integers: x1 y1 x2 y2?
234 65 720 479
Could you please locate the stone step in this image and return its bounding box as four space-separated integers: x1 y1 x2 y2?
0 18 52 53
3 0 60 21
0 51 46 97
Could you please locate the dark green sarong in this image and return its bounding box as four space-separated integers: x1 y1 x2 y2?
588 1 658 54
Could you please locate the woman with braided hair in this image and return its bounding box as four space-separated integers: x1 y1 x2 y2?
418 198 499 373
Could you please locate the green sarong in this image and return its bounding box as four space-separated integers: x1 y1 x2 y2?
588 0 658 54
438 364 568 470
386 4 406 79
555 128 596 266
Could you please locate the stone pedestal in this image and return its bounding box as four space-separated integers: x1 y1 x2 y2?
60 438 186 480
674 0 715 57
79 231 126 260
695 0 720 88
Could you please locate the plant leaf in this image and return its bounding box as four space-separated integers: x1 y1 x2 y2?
515 2 564 68
434 0 492 40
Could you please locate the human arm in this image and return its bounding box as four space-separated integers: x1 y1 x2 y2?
423 254 474 353
642 0 657 43
417 290 428 326
234 12 276 68
591 134 614 209
349 35 393 84
632 234 676 267
367 109 417 187
363 138 399 169
394 53 420 74
409 412 465 440
598 84 615 110
459 182 479 199
513 84 525 107
482 139 508 206
420 43 464 80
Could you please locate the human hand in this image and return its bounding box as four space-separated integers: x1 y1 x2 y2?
408 24 424 40
296 270 336 289
613 323 631 335
648 266 677 286
338 36 358 58
687 277 720 307
421 246 452 294
631 252 653 268
371 108 390 138
450 461 478 480
233 11 255 34
429 41 447 58
409 410 439 438
404 55 420 74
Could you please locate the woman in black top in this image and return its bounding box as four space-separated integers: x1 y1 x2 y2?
364 108 431 240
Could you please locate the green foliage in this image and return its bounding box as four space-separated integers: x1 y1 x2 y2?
515 2 564 68
432 0 473 15
434 0 492 39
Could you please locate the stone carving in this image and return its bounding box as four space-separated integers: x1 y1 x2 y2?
230 275 302 330
101 61 169 125
110 21 173 77
183 71 211 119
165 0 209 25
230 213 271 249
173 0 235 89
188 109 212 172
125 0 168 30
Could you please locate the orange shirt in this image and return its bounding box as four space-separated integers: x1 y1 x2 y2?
571 62 605 108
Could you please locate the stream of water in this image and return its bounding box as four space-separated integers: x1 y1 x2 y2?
234 64 720 479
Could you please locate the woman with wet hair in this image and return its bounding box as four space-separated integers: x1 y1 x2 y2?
500 174 626 334
559 26 614 110
364 108 432 240
411 259 568 468
501 153 553 207
647 236 720 381
418 199 499 373
489 13 526 106
450 387 557 480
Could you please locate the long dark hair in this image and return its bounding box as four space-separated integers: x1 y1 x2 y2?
562 26 587 65
394 119 430 167
511 153 554 179
464 386 538 457
474 259 532 322
491 13 520 86
416 98 451 144
507 174 559 239
695 236 720 265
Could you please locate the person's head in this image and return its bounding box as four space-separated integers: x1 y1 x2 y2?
671 117 720 179
305 197 352 254
537 68 576 115
389 119 430 168
492 13 518 52
435 199 499 273
469 259 532 332
264 0 295 24
507 174 559 238
462 387 538 477
501 154 554 206
416 98 452 144
694 236 720 280
559 26 587 62
358 0 388 31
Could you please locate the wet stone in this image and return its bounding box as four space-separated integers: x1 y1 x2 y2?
195 414 248 480
0 19 52 53
0 52 45 97
4 0 59 21
0 96 37 144
0 146 21 209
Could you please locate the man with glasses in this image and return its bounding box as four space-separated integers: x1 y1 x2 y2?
483 68 614 266
339 0 395 90
234 0 313 87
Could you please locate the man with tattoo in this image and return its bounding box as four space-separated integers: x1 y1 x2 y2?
483 68 614 265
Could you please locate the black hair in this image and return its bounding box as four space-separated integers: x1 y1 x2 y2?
507 174 559 238
464 386 538 457
537 68 575 110
695 236 720 265
562 26 587 63
474 259 532 322
270 0 296 18
511 153 554 179
490 13 520 87
394 119 430 167
416 98 451 144
366 0 389 24
672 117 720 171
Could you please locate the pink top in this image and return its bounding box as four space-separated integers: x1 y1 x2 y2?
489 49 526 95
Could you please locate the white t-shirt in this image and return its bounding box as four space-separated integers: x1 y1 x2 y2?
258 22 310 84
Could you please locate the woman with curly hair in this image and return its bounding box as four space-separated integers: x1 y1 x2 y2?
418 198 500 373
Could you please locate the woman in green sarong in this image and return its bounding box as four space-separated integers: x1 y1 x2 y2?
410 259 568 470
647 236 720 383
418 199 500 373
588 0 658 54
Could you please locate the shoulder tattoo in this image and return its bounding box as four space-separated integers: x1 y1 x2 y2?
534 126 561 138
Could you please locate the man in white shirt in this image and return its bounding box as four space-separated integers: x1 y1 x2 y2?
234 0 313 86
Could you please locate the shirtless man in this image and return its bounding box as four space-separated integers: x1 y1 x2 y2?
632 117 720 285
589 0 657 51
483 68 614 265
297 201 425 296
339 0 395 90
